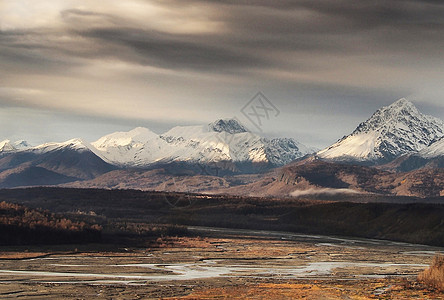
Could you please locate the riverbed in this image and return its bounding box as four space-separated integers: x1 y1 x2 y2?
0 227 442 299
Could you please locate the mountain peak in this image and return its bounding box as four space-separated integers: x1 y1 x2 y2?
129 127 155 135
64 138 87 145
0 139 11 146
0 139 16 152
209 118 248 134
92 127 158 150
317 98 444 162
384 97 418 113
13 140 31 150
353 98 424 135
33 138 93 153
392 97 413 106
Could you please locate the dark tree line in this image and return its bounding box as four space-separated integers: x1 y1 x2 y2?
0 201 101 245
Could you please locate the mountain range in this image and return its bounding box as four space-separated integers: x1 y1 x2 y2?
90 119 314 169
0 98 443 197
0 119 313 187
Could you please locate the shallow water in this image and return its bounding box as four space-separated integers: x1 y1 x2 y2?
0 260 430 284
0 228 441 285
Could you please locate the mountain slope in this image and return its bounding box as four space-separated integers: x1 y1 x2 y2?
64 158 444 198
0 139 116 188
218 158 444 198
383 137 444 172
317 98 444 163
0 166 79 188
419 137 444 158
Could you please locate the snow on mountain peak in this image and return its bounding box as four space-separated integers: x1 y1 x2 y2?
33 138 95 153
317 98 444 162
392 97 414 108
208 119 248 134
0 139 16 152
92 127 158 150
64 138 89 147
0 140 32 153
352 98 423 135
129 127 157 137
13 140 31 150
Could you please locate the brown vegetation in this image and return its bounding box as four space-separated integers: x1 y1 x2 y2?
0 201 101 245
102 221 189 246
418 255 444 291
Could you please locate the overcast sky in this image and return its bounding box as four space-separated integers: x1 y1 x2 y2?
1 0 444 148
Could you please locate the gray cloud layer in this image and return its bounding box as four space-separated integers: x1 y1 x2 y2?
1 0 443 147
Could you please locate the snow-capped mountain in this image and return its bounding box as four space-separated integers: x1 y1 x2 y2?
0 140 16 153
1 138 95 155
0 140 32 153
209 119 248 134
93 127 158 149
32 138 97 154
263 138 313 166
13 140 31 150
0 138 115 187
0 118 313 187
317 98 444 163
91 119 313 168
91 127 169 167
1 110 443 190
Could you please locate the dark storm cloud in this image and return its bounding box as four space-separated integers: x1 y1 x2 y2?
87 1 444 73
3 1 444 73
156 0 444 29
77 28 267 71
0 29 88 74
219 0 444 56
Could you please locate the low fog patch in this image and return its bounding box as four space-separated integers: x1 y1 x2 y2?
290 188 360 197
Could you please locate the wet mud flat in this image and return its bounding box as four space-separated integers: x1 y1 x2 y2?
0 227 443 299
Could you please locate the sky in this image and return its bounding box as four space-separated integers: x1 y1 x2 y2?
1 0 444 148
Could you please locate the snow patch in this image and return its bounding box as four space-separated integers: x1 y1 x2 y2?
0 139 15 152
418 137 444 158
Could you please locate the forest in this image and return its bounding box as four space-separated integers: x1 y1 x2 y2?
0 187 443 247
